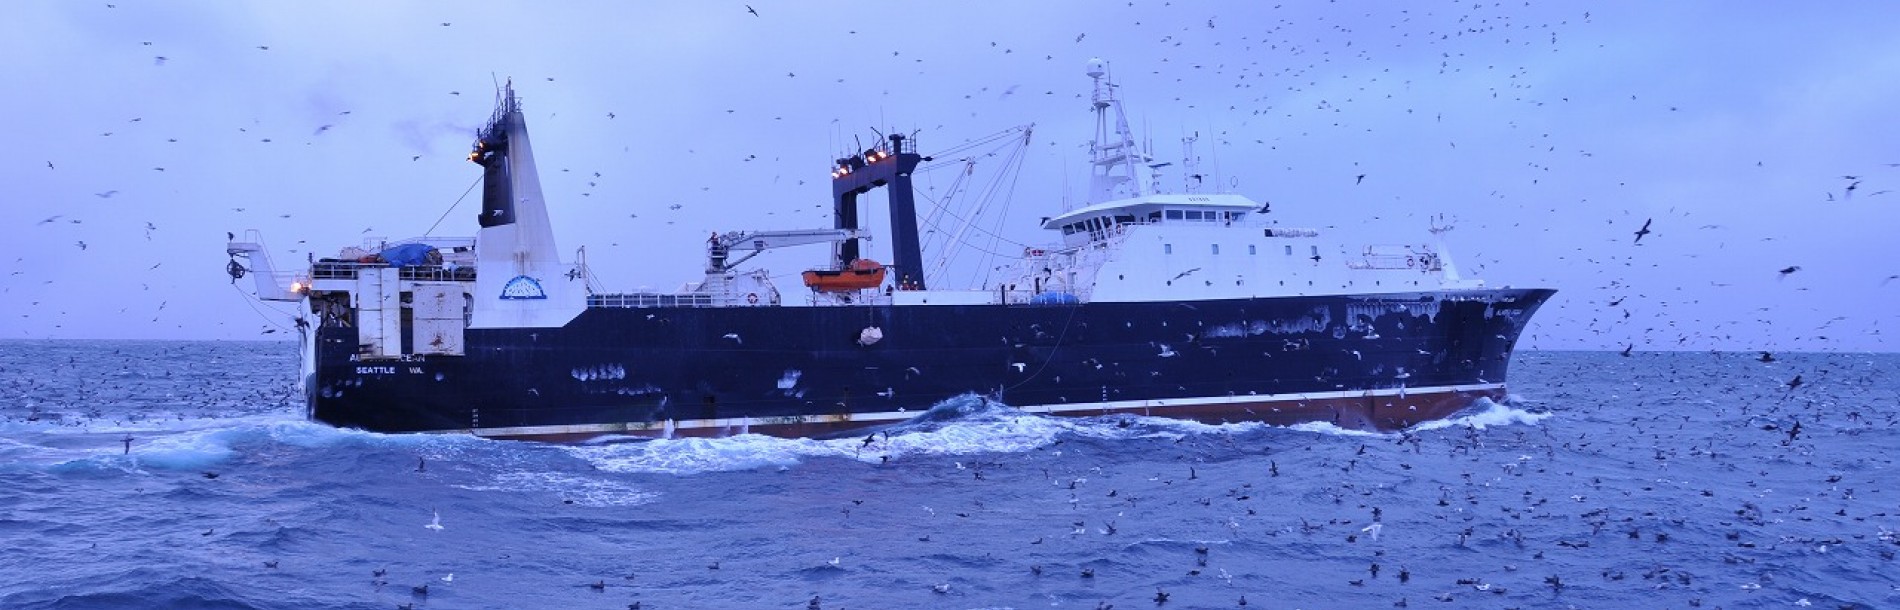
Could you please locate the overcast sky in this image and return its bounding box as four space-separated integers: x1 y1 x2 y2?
5 1 1897 351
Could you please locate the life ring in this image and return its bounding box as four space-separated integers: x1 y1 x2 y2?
746 292 760 305
1405 256 1416 268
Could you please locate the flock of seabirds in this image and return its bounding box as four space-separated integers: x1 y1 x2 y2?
3 349 1894 607
10 1 1895 351
5 2 1897 608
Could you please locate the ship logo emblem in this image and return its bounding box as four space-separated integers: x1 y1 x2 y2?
500 275 548 300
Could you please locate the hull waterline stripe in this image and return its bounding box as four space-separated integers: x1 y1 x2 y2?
449 382 1507 439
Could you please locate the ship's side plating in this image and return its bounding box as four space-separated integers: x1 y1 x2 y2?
309 287 1550 438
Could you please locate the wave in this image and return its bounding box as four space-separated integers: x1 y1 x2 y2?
1407 395 1553 431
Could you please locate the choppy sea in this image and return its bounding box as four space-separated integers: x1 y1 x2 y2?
0 340 1895 609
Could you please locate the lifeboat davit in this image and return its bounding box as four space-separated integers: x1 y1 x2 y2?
803 259 887 292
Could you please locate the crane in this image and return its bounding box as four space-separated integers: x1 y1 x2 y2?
706 228 869 273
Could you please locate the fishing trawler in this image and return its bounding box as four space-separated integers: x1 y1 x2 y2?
226 61 1552 441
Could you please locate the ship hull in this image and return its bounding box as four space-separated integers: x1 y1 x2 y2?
309 288 1552 440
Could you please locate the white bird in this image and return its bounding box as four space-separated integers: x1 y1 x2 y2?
1362 522 1383 541
931 583 950 594
828 557 841 567
441 573 454 583
425 509 444 531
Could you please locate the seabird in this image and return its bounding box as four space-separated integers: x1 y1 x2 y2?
746 4 758 16
1632 218 1651 243
425 509 444 531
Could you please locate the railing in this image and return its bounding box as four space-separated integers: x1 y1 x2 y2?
1348 246 1442 272
310 262 476 282
588 293 719 309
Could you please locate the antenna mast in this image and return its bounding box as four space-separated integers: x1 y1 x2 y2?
1086 59 1150 204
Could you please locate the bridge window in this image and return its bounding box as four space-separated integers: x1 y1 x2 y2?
1164 244 1173 254
1284 245 1293 256
1248 244 1256 255
1211 244 1220 255
1165 210 1184 220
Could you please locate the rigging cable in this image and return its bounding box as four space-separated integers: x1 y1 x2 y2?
425 174 486 237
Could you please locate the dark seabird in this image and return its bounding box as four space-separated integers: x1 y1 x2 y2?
746 4 759 16
1758 351 1774 363
1778 266 1801 277
1154 588 1170 604
121 435 133 454
1786 375 1804 390
1619 344 1632 357
1632 218 1651 243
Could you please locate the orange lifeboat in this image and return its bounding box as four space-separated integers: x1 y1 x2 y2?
802 259 888 292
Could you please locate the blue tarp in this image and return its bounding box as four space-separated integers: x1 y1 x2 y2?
379 243 436 267
1028 291 1080 305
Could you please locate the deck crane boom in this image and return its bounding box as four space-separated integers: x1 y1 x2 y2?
706 228 869 273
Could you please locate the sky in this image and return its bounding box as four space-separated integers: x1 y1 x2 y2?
3 1 1897 352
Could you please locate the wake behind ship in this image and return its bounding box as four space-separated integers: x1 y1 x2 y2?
227 62 1552 441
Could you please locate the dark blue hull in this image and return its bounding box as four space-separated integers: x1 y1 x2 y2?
310 288 1553 439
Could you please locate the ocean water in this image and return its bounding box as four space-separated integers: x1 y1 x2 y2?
1 340 1896 609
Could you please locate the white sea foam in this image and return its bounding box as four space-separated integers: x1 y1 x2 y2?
1408 396 1553 431
564 393 1560 474
570 396 1154 475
